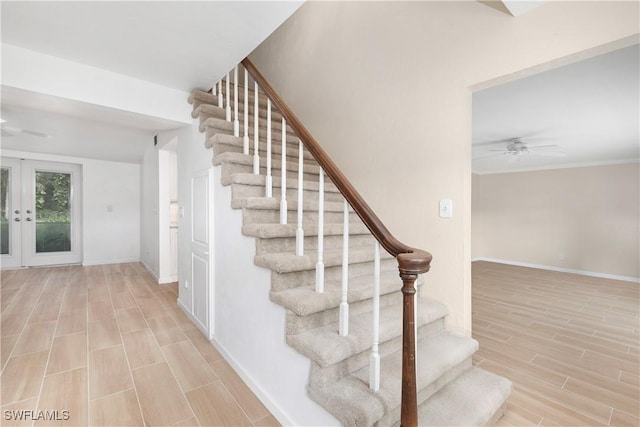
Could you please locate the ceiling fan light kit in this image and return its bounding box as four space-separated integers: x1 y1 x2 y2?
474 137 566 161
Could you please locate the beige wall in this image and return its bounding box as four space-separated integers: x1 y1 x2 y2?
472 164 639 279
250 1 639 334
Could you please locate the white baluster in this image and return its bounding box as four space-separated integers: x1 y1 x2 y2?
370 241 381 391
266 99 273 197
217 80 223 108
339 199 349 336
315 168 324 293
233 67 239 137
225 73 231 121
243 69 249 155
253 82 260 175
296 139 304 256
280 117 288 224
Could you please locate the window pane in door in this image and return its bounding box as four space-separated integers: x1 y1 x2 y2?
35 171 72 253
0 168 9 255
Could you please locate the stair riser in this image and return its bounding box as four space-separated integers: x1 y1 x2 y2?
231 185 344 206
242 208 361 227
308 319 445 388
286 288 403 336
270 258 398 292
255 234 376 256
385 358 473 427
221 162 321 184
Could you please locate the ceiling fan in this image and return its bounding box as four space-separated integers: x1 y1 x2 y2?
474 137 566 161
0 119 51 139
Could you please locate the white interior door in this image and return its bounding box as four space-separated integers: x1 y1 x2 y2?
190 167 213 337
0 158 82 268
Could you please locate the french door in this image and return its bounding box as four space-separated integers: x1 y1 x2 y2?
1 157 82 268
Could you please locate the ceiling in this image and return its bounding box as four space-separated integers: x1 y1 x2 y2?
0 1 302 163
1 1 303 92
472 44 639 174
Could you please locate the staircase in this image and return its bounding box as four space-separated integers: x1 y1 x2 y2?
187 62 511 426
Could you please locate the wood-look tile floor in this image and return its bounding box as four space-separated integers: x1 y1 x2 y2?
472 261 639 427
1 263 280 427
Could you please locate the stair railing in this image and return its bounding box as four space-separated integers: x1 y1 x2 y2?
217 59 432 427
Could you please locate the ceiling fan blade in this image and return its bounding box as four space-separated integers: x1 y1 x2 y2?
527 144 558 149
529 150 566 157
21 129 51 138
473 153 506 160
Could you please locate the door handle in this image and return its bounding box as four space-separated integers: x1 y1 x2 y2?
26 217 32 222
14 210 20 214
14 218 20 222
26 209 32 214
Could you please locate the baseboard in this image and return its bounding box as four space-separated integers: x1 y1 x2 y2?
174 301 295 426
208 337 296 427
140 261 160 283
472 257 640 283
157 275 178 284
81 258 140 266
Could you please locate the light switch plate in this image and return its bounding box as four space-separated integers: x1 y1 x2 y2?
439 199 453 218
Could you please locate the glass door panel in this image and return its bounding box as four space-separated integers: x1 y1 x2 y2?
1 167 10 255
35 171 72 253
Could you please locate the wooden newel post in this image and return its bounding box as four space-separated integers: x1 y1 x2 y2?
398 249 432 427
399 270 419 427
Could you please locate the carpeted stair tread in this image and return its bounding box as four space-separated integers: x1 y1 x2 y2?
288 298 449 367
416 367 512 427
255 246 394 274
307 330 479 426
212 151 321 176
270 270 406 317
221 172 340 194
206 133 314 159
242 222 368 239
232 196 346 213
189 89 270 110
199 109 293 134
200 116 297 137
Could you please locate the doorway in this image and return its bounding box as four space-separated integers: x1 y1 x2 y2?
1 157 82 268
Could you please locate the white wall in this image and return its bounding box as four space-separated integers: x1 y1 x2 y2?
1 150 140 265
140 144 160 276
249 1 639 335
210 167 339 426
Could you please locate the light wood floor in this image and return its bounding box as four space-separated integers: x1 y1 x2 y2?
472 261 639 427
0 263 280 427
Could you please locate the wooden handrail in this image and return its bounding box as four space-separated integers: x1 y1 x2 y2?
242 59 432 274
242 57 432 427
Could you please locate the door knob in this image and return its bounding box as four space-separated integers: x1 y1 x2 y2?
26 209 32 214
26 217 32 222
14 218 20 222
14 210 20 214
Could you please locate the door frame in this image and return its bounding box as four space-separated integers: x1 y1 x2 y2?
0 157 83 268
